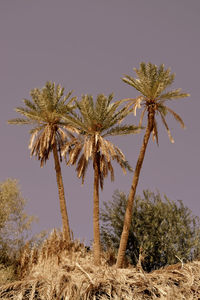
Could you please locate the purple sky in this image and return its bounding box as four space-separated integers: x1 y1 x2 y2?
1 1 200 244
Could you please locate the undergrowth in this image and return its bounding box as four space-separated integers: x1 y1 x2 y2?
0 229 200 299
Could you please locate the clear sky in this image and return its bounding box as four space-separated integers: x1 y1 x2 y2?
1 0 199 244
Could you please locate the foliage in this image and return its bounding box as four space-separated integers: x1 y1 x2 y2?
0 179 36 266
116 62 189 268
8 81 77 167
1 230 200 299
8 81 76 241
62 93 140 186
122 62 190 144
101 190 200 271
62 93 140 265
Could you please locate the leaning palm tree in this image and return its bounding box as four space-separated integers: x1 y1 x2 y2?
62 93 140 265
8 81 78 242
116 62 190 268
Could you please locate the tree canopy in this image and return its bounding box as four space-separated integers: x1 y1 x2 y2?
0 179 36 265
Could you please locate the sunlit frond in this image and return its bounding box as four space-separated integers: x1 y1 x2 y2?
158 89 190 100
103 125 141 137
15 107 42 122
8 118 32 125
83 137 93 161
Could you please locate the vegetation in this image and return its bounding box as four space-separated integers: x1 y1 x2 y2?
1 230 200 299
116 62 190 267
62 93 140 265
101 190 200 271
3 62 195 297
8 82 78 242
0 179 35 265
0 178 36 285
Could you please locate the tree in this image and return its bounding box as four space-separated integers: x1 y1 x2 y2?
62 94 140 265
101 190 200 271
116 62 190 267
8 82 77 242
0 178 35 265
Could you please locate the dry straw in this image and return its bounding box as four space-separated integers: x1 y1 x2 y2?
1 229 200 299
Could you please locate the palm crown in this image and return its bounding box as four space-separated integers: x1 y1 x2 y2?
122 62 190 143
62 93 140 187
8 81 77 166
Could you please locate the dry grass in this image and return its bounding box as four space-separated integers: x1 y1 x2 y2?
0 264 16 287
1 230 200 299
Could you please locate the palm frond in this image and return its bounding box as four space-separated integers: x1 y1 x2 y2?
61 138 78 157
152 119 159 145
68 144 82 165
122 75 145 95
76 96 94 127
29 88 41 109
100 155 108 177
138 107 147 127
157 104 167 116
103 100 125 124
76 154 87 179
95 94 107 120
132 97 143 116
98 137 112 162
23 98 37 111
29 130 40 150
15 107 43 122
103 125 141 137
60 90 74 105
158 89 190 100
165 106 185 128
83 137 93 161
107 160 114 181
159 112 175 143
8 118 32 125
29 125 45 135
54 84 64 105
62 114 89 134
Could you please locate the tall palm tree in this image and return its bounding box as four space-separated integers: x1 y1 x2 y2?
62 93 140 265
116 62 190 268
8 81 78 242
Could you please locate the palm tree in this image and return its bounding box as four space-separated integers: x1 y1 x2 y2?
61 93 140 265
8 81 78 242
116 62 190 268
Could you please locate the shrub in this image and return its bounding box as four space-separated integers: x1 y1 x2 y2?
101 190 200 271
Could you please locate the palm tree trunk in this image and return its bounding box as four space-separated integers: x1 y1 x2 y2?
52 143 71 242
93 151 101 265
116 106 155 268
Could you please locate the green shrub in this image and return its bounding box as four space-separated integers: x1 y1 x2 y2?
101 190 200 271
